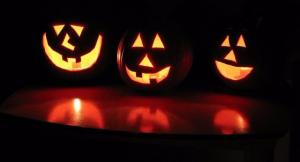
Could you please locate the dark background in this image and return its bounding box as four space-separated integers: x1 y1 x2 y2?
0 0 299 161
1 0 299 93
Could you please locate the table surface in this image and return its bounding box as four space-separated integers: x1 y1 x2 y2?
0 86 289 137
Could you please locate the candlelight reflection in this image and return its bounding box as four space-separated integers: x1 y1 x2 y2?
127 107 170 133
213 109 249 135
48 98 104 129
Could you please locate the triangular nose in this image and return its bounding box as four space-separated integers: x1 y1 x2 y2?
139 54 154 68
224 50 237 63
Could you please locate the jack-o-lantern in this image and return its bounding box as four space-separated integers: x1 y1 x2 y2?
48 98 104 128
117 31 193 90
42 23 102 71
215 34 254 81
213 29 260 88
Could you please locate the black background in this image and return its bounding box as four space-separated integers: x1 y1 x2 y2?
0 0 299 161
0 0 299 93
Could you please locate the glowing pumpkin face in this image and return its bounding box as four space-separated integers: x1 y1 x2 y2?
215 34 254 81
117 31 192 90
42 23 102 71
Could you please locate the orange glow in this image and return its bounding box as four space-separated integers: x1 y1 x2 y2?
125 66 170 84
73 98 81 113
70 25 84 36
132 33 144 48
224 50 237 63
127 107 169 133
42 33 102 71
237 35 246 47
215 60 253 81
61 33 75 51
53 25 64 36
139 54 154 68
214 109 249 134
221 35 230 47
152 33 165 49
48 98 104 128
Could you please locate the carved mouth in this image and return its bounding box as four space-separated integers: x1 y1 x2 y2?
125 66 171 84
43 33 102 71
215 60 253 81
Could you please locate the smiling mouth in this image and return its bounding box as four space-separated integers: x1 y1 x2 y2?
215 60 253 81
43 33 102 71
125 66 171 85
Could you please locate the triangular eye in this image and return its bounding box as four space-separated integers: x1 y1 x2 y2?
53 24 65 36
71 25 84 37
132 33 144 48
152 33 165 49
221 35 230 47
236 35 246 47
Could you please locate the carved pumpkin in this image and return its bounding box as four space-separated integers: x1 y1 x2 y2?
215 34 253 81
117 30 193 90
42 23 102 71
214 29 260 88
